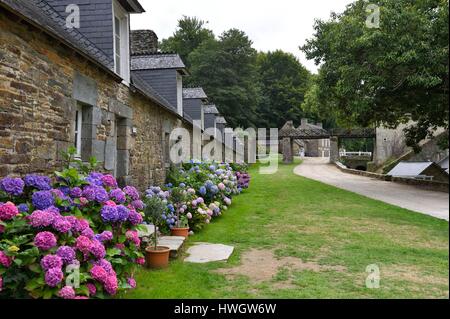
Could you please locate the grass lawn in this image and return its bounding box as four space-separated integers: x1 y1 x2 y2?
123 159 449 299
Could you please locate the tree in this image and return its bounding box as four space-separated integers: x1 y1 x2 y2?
160 16 215 69
189 29 260 128
256 51 312 128
301 0 449 150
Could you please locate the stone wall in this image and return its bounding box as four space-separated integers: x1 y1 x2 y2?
0 10 191 190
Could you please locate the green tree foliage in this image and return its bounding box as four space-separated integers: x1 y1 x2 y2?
189 29 260 128
256 51 312 128
160 16 215 69
301 0 449 150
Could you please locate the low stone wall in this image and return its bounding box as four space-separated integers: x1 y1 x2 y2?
335 162 449 193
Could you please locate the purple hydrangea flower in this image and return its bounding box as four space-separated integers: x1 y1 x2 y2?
82 185 109 203
24 175 52 191
109 189 126 204
32 191 54 210
116 205 130 222
101 174 118 188
131 200 144 210
45 268 64 287
86 172 104 186
128 210 143 225
81 227 95 239
53 217 72 233
100 206 119 223
95 231 113 242
90 240 106 259
40 254 63 271
70 187 82 198
0 177 25 196
123 186 139 201
56 246 76 264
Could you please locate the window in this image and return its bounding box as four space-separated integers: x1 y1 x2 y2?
176 73 183 115
74 104 83 158
113 1 130 83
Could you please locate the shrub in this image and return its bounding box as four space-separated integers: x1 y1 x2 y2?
0 150 144 299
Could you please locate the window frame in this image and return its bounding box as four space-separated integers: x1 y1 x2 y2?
74 104 83 158
112 0 130 83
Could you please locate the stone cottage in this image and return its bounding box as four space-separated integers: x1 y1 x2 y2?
0 0 195 190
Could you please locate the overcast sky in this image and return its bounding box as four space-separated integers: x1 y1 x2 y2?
130 0 353 73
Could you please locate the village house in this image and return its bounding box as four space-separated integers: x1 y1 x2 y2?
0 0 212 190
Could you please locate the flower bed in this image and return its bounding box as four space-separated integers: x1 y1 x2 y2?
146 161 250 233
0 158 145 299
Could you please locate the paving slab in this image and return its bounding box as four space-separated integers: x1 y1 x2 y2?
184 243 234 263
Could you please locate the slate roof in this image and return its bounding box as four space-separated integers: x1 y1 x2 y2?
131 54 187 73
183 88 208 100
215 117 227 124
438 156 449 170
0 0 114 71
1 0 190 124
387 162 435 177
204 105 219 114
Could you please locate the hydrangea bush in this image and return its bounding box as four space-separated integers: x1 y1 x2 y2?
148 161 251 233
0 151 145 299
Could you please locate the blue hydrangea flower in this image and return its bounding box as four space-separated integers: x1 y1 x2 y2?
116 205 130 222
199 186 207 196
32 190 55 210
100 206 119 223
0 177 25 196
24 175 52 191
17 203 29 213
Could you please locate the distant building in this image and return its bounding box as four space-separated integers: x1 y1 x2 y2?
297 119 330 157
438 156 449 174
387 162 449 182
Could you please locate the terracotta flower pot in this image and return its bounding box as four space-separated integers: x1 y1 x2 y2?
170 227 189 238
145 246 170 269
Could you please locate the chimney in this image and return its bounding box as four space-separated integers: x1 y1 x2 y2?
316 122 323 129
300 118 308 127
131 30 159 55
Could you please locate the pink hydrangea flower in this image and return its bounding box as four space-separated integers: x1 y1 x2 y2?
0 251 12 268
75 235 92 254
86 283 97 296
104 200 117 207
90 265 108 283
127 277 137 289
104 275 118 295
89 240 106 259
101 175 118 188
58 286 76 299
0 202 19 221
136 257 145 265
34 231 57 250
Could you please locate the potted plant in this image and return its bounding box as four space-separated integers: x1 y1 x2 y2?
143 196 171 269
170 187 190 238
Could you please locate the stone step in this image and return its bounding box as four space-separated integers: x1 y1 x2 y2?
138 224 155 238
184 243 234 263
157 236 186 259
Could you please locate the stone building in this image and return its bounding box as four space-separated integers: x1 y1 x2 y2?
0 0 195 190
296 119 330 157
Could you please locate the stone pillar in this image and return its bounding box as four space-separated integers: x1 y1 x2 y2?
282 137 293 164
329 136 339 163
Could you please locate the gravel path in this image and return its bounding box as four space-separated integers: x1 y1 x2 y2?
294 157 449 221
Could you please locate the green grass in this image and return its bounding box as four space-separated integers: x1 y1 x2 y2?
122 159 449 299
